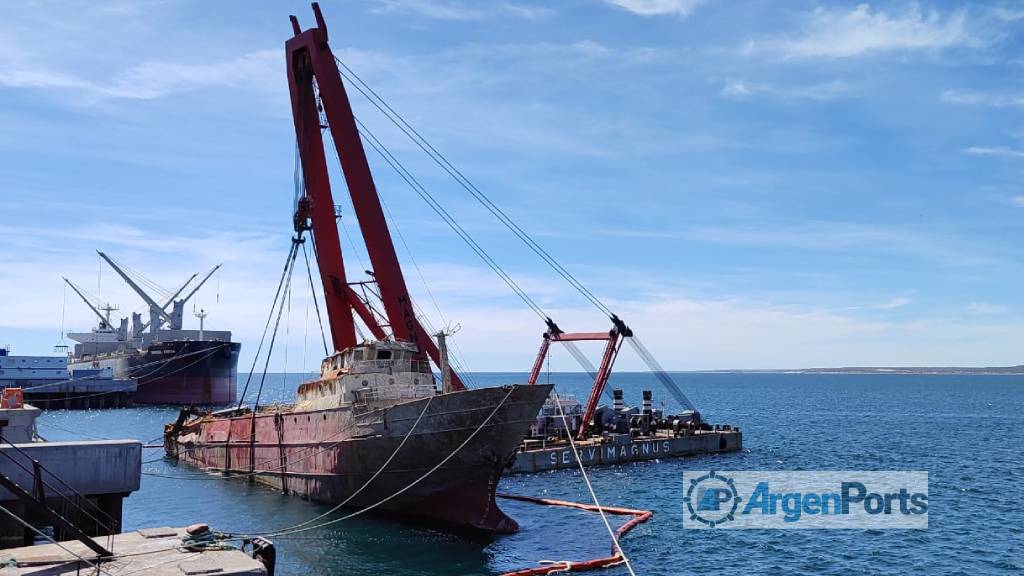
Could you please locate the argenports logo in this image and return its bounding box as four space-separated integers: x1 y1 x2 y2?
682 471 929 529
683 471 742 527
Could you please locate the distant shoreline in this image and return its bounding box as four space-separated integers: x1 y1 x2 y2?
461 366 1024 375
689 366 1024 375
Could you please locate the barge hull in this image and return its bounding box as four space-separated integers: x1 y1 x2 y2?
510 429 742 474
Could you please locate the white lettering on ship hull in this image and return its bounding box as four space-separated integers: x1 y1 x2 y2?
547 440 674 468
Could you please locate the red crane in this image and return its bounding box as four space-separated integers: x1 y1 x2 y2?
527 316 632 439
286 3 465 390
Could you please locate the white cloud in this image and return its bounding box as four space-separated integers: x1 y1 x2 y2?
371 0 485 20
720 79 851 101
989 6 1024 22
369 0 553 21
964 146 1024 158
1010 195 1024 207
876 297 911 310
3 217 1023 372
0 50 281 101
941 89 1024 108
967 302 1009 315
604 0 709 18
612 221 994 267
748 3 978 59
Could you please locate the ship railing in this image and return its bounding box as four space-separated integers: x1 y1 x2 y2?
354 383 437 403
349 359 433 375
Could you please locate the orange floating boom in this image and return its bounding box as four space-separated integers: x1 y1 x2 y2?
496 493 652 576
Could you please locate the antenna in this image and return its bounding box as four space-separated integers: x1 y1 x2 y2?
194 308 208 341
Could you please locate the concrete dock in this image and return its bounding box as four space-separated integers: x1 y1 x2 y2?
0 405 140 548
0 526 274 575
510 428 742 474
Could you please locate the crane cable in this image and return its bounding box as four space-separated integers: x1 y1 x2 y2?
551 392 637 576
355 118 548 323
340 58 695 412
336 59 613 318
237 240 300 409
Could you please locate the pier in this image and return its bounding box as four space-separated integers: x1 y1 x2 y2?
0 525 274 575
0 404 140 548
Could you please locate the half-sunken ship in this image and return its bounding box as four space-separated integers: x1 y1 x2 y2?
164 7 550 532
65 255 240 405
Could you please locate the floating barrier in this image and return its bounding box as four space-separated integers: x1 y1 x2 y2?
497 493 652 576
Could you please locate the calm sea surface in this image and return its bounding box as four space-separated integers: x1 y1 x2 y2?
36 372 1024 575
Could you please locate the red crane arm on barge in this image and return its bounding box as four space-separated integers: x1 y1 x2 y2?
286 4 465 390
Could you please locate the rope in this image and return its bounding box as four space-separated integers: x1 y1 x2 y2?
625 336 694 411
0 505 116 575
237 240 300 409
0 434 119 545
235 385 517 538
253 244 300 411
377 187 477 388
336 59 614 318
242 394 435 536
550 392 637 576
301 243 330 356
355 118 547 322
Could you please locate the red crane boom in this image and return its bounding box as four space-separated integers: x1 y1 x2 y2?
286 3 465 390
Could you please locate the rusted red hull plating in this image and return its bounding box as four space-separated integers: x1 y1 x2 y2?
170 384 552 532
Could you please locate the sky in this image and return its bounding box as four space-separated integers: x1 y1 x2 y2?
0 0 1022 372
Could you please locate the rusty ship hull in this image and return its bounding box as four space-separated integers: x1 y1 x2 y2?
168 384 552 532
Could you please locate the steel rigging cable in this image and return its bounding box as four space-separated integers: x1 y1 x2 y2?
339 57 698 412
354 117 549 323
335 59 614 319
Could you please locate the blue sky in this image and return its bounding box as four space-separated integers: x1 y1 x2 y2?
1 0 1022 371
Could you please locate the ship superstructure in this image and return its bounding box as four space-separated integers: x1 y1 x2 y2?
64 255 240 405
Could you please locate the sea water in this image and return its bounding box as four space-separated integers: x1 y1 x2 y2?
35 372 1024 575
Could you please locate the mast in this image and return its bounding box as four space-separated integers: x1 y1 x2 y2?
286 4 465 390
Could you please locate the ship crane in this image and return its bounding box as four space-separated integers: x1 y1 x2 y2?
62 277 119 330
96 252 222 335
98 251 175 331
284 4 696 421
286 5 465 390
137 264 222 332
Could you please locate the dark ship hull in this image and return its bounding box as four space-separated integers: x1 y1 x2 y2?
166 384 552 532
70 340 239 405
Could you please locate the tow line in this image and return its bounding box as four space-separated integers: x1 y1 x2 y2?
496 493 652 576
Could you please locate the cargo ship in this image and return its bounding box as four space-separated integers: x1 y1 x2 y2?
165 5 550 533
64 256 240 405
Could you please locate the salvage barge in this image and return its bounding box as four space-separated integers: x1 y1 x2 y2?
511 389 741 474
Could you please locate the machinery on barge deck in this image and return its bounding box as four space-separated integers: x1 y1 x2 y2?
511 318 741 474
